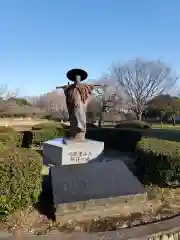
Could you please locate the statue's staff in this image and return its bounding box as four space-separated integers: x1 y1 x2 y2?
56 84 103 89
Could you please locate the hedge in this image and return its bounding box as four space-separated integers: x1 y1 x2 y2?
32 122 65 130
31 128 142 152
0 126 23 147
0 132 23 147
59 123 97 131
31 128 65 146
20 128 66 148
86 123 97 128
135 137 180 186
0 146 42 217
20 127 142 151
115 120 151 129
86 128 142 152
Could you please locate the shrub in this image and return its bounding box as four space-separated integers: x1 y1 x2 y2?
25 126 141 152
135 137 180 185
60 123 97 130
32 122 64 130
86 123 97 128
0 146 42 216
115 120 151 129
32 128 65 146
0 132 23 147
22 127 142 151
86 128 142 152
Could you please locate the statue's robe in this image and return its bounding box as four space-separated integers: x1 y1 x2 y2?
64 83 94 138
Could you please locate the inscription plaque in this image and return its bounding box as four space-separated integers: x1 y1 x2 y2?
68 151 92 163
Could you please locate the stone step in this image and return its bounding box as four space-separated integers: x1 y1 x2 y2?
50 160 146 222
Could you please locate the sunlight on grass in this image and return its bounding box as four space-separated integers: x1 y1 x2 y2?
41 165 49 175
152 124 180 130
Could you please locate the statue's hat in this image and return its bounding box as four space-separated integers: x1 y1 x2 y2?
66 68 88 82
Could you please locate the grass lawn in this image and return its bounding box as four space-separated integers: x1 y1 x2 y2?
0 118 70 131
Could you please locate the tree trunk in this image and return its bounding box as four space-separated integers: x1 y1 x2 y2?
136 112 142 121
98 107 103 128
173 116 176 126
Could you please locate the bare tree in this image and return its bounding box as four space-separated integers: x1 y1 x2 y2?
111 58 178 120
0 85 20 116
90 77 126 126
31 90 68 119
87 95 101 122
0 84 19 100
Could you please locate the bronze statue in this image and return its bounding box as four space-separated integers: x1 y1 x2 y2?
56 69 101 141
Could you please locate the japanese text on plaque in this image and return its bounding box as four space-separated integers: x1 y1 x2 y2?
68 151 92 163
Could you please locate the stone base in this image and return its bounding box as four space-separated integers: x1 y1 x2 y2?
43 138 104 166
55 194 147 223
50 160 146 221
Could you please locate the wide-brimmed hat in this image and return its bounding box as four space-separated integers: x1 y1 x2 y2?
66 68 88 82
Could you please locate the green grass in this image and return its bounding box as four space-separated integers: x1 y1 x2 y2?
152 124 180 130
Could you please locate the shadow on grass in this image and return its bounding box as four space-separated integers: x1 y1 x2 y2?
146 129 180 142
34 175 56 221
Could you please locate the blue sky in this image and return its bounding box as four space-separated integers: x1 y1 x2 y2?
0 0 180 96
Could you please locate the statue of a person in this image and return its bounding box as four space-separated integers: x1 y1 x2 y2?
57 69 100 141
63 78 94 140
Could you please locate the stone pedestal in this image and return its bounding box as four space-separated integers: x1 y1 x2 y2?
43 138 104 166
50 160 146 210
